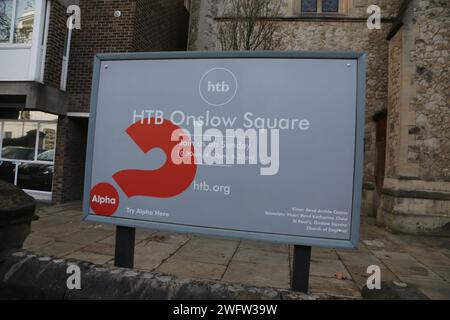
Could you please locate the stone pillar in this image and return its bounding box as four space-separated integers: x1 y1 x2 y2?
0 181 36 251
378 0 450 234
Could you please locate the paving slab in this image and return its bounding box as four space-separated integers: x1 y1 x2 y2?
404 248 450 270
429 266 450 282
59 210 85 218
157 258 226 281
309 275 362 298
35 205 72 216
55 228 114 245
144 231 191 245
37 241 84 257
81 242 115 256
22 233 54 250
66 251 113 265
97 235 113 244
239 240 289 253
33 222 86 238
400 276 450 300
372 250 442 279
336 250 383 267
133 241 181 271
309 257 352 280
84 223 116 232
135 228 158 240
222 261 290 289
233 247 289 265
311 247 339 260
30 216 69 230
383 234 429 250
174 237 239 265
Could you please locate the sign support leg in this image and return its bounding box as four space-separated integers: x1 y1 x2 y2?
114 226 136 268
291 245 311 293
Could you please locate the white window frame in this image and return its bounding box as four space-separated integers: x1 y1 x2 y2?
0 118 57 201
38 0 50 83
0 0 35 46
0 0 47 81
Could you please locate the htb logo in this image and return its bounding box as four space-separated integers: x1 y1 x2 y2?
199 67 237 106
208 81 230 92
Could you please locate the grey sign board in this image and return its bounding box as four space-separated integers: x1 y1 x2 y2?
83 51 366 249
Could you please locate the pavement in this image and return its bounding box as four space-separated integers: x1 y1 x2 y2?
22 202 450 299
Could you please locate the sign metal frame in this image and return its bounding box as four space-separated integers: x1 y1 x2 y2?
82 51 366 249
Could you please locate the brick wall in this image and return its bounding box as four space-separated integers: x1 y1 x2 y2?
52 117 88 203
65 0 189 114
43 0 66 89
52 0 189 203
66 0 137 113
133 0 189 52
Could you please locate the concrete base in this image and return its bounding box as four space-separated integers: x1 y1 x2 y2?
377 186 450 234
379 209 450 235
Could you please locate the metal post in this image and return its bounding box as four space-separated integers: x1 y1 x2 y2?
291 245 311 293
114 226 136 268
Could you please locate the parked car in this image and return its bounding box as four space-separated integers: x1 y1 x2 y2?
0 146 36 184
1 146 36 160
17 150 54 192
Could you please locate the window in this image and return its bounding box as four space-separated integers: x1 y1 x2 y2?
0 0 13 42
300 0 342 14
0 114 57 195
301 0 317 12
1 121 38 160
0 0 35 44
322 0 338 12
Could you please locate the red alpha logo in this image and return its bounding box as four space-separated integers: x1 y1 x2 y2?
90 118 197 216
89 182 119 216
